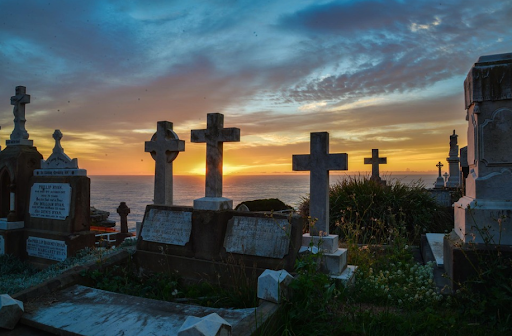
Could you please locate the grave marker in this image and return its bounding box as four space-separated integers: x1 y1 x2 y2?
434 161 445 188
292 132 348 236
446 130 461 188
364 149 387 184
145 121 185 206
140 208 192 246
191 113 240 210
8 86 32 146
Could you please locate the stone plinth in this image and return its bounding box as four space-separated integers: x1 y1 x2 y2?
0 294 24 330
257 269 293 304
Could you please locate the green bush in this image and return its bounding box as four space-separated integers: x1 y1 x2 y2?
299 175 452 244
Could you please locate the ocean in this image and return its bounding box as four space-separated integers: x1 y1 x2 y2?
90 174 438 232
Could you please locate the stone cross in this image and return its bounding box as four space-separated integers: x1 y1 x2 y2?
292 132 348 236
364 149 387 183
145 121 185 206
436 161 444 177
116 202 130 234
10 86 30 141
191 113 240 198
443 172 449 181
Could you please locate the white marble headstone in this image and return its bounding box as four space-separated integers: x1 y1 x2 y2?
26 237 67 261
29 183 72 220
140 208 192 246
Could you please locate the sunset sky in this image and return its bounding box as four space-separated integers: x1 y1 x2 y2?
0 0 510 175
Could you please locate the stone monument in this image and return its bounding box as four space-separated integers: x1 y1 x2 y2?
363 149 387 185
145 121 185 206
444 52 512 288
191 113 240 210
25 130 94 266
434 161 445 189
0 86 42 257
293 132 356 281
445 130 461 188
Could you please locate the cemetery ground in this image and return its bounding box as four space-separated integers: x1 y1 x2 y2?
1 177 511 335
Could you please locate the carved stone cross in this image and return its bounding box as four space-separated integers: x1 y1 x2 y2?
292 132 348 236
436 161 444 177
364 149 387 183
9 86 32 145
145 121 185 206
191 113 240 200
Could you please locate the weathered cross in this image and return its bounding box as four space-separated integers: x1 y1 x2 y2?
436 161 444 177
191 113 240 199
145 121 185 206
292 132 348 236
10 86 30 141
364 149 387 183
443 172 449 181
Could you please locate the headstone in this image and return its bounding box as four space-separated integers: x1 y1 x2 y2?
444 52 512 290
116 202 132 245
145 121 185 206
178 313 232 336
434 161 445 189
191 113 240 210
140 207 192 246
363 149 387 184
7 86 33 147
257 269 293 303
25 130 95 266
292 132 348 236
0 294 24 330
446 130 461 188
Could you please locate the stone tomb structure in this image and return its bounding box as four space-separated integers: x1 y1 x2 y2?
0 86 42 257
24 130 95 266
136 205 303 285
191 113 240 210
293 132 356 281
444 52 512 288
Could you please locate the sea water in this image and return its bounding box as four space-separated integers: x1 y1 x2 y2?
90 174 438 232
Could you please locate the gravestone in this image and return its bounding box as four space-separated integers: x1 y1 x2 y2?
446 130 461 188
25 130 94 266
145 121 185 206
293 132 356 282
444 52 512 289
364 149 387 184
191 113 240 210
0 86 42 257
434 161 445 189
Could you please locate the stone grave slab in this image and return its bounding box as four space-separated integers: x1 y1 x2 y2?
224 216 291 258
140 207 192 246
426 233 444 267
22 285 257 336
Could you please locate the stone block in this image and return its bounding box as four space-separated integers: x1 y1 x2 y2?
321 248 348 275
302 233 339 254
257 269 293 303
193 197 233 211
178 313 232 336
0 294 24 330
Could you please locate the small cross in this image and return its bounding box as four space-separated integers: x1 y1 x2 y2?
443 172 449 181
191 113 240 198
293 132 348 236
145 121 185 206
436 161 444 177
10 86 30 141
364 149 387 182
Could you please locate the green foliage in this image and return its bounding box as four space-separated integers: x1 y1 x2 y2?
299 175 452 244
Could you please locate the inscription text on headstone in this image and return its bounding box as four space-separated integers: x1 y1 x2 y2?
141 209 192 246
29 183 72 220
224 216 291 258
26 236 67 261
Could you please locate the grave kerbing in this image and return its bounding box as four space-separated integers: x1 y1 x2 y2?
191 113 240 210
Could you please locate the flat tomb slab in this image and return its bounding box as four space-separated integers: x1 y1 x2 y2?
22 285 256 336
426 233 445 267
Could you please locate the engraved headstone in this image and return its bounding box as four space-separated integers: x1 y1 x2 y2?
140 208 192 246
26 236 67 261
29 183 72 220
145 121 185 206
224 216 291 258
364 149 387 184
292 132 348 236
191 113 240 210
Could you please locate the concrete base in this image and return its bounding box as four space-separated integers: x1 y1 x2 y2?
0 219 24 230
331 265 357 285
193 197 233 210
302 233 339 253
454 196 512 244
321 248 348 275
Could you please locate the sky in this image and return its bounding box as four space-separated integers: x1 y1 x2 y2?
0 0 511 175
